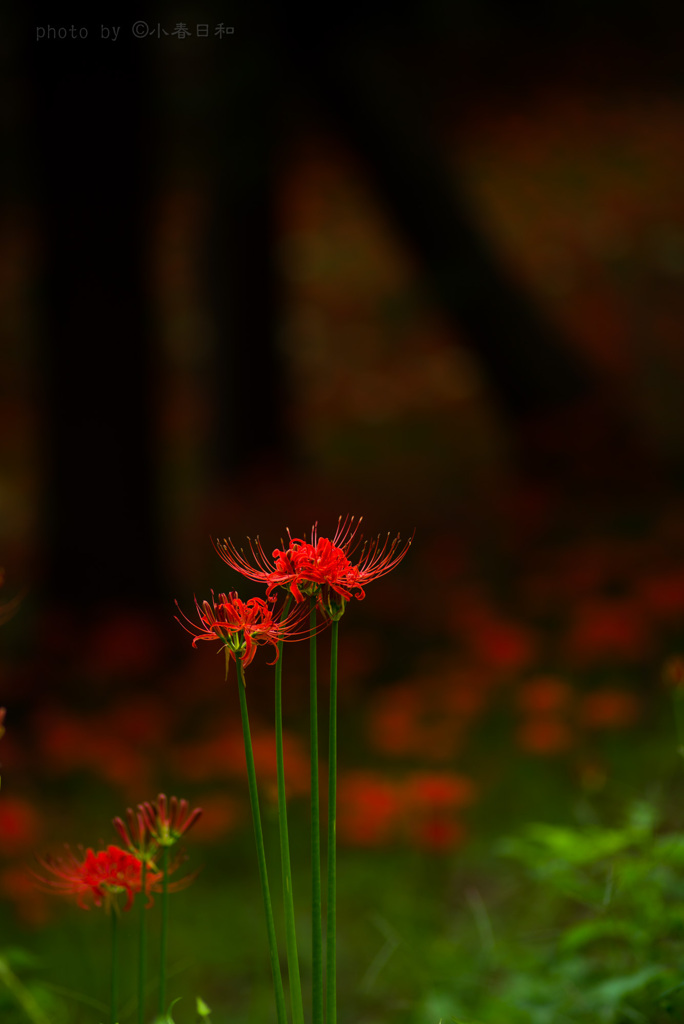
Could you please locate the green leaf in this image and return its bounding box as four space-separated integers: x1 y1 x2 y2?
588 964 668 1006
501 823 640 867
196 996 211 1017
151 999 183 1024
560 918 649 952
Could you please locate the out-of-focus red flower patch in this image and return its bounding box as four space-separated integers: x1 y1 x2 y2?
249 730 311 799
32 707 153 796
564 597 653 663
337 771 402 847
172 725 310 799
409 815 466 852
448 594 538 674
0 864 50 926
366 681 467 761
0 795 41 855
517 676 574 714
404 771 476 810
516 717 575 755
183 793 241 842
366 668 495 762
579 689 641 729
337 769 476 850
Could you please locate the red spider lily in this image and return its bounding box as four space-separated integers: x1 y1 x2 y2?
176 590 309 669
138 794 203 847
113 805 159 862
34 844 165 912
215 516 412 617
0 706 5 740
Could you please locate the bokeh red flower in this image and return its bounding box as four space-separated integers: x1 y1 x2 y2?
34 844 163 911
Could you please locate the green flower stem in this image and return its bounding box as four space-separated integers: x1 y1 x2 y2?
110 904 119 1024
326 618 339 1024
310 598 323 1024
138 859 147 1024
236 654 288 1024
158 845 169 1018
275 593 304 1024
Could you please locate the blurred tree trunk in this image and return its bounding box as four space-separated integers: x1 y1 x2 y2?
30 16 163 608
206 4 289 477
276 8 591 420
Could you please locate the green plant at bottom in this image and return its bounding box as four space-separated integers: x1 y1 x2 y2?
450 800 684 1024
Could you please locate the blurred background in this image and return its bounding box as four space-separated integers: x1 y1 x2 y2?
2 1 684 1019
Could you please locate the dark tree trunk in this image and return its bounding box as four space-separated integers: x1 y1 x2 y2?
206 4 289 476
276 7 592 420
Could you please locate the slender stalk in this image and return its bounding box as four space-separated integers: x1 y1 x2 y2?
110 904 119 1024
326 618 339 1024
236 654 288 1024
138 859 147 1024
158 845 169 1018
275 593 304 1024
310 598 324 1024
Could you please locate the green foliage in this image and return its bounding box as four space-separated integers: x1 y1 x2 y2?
0 947 56 1024
195 996 211 1019
454 800 684 1023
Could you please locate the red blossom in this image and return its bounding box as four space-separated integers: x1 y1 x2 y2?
139 793 202 847
113 806 157 861
34 844 163 911
176 590 307 668
215 516 411 617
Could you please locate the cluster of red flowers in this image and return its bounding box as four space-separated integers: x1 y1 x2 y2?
215 517 411 613
34 794 202 912
35 845 161 912
177 591 306 669
337 770 477 851
179 517 411 664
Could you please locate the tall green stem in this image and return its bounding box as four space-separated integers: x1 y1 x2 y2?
310 598 323 1024
275 594 304 1024
158 845 169 1018
236 654 288 1024
110 905 119 1024
326 618 339 1024
138 859 147 1024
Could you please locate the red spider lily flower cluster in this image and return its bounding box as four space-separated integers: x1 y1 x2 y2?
139 793 203 847
37 794 201 912
34 844 164 912
176 590 309 669
114 794 202 860
215 516 412 619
